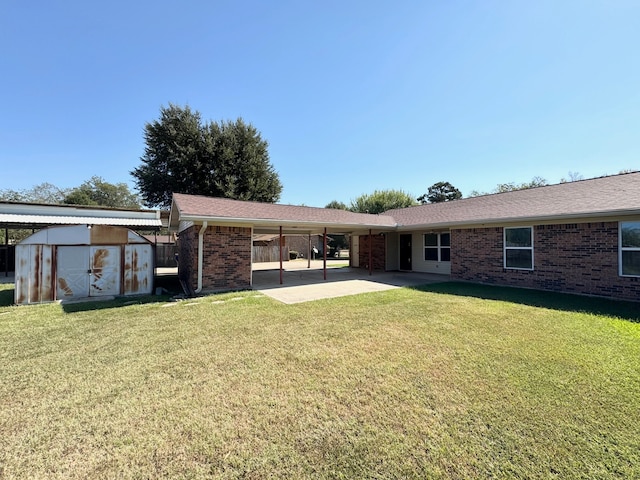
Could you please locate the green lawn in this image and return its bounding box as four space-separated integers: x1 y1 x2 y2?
0 282 639 479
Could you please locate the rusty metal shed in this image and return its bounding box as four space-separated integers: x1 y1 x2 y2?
15 224 154 305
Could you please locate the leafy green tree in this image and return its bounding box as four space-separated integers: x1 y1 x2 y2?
418 181 462 204
495 176 548 193
63 176 141 208
0 182 68 204
325 200 348 210
349 189 418 214
131 104 282 208
469 176 549 197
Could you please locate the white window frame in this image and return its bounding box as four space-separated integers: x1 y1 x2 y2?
424 232 451 262
619 221 640 277
504 226 534 271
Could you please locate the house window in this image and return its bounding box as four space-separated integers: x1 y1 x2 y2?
620 221 640 276
424 233 450 262
504 227 533 270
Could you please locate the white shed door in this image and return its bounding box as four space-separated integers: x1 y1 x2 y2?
57 246 90 299
90 246 121 296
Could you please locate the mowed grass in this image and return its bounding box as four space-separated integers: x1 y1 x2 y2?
0 282 639 479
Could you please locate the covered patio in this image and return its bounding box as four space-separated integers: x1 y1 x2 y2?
252 260 447 304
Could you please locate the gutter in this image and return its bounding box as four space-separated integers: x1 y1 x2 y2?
195 221 208 294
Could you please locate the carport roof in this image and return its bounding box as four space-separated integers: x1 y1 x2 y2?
169 193 397 233
0 201 163 229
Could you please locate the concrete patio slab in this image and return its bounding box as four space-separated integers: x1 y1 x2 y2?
252 263 447 304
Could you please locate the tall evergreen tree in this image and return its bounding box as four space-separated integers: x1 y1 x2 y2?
131 104 282 208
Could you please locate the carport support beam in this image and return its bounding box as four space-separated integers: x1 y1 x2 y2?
369 229 373 276
323 228 327 280
4 227 8 277
279 226 283 285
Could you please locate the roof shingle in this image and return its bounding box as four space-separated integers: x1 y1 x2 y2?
171 193 396 229
386 172 640 227
170 172 640 231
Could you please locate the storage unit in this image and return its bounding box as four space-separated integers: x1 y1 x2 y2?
15 225 154 304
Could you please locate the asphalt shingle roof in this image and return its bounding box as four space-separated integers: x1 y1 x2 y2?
171 193 396 228
171 172 640 231
386 172 640 228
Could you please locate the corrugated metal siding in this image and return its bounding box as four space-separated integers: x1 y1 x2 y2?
123 244 153 295
15 244 54 304
15 225 156 305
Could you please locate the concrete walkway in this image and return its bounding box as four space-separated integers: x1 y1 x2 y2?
252 261 448 304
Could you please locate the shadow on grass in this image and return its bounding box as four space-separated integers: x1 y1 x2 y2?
0 288 14 307
61 275 185 314
413 282 640 323
0 276 186 313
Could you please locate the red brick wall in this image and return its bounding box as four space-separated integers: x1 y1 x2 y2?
178 225 252 293
451 222 640 301
358 234 386 270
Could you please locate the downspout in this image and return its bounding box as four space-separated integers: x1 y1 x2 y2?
195 221 208 294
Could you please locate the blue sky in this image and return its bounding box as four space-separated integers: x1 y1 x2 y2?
1 1 638 207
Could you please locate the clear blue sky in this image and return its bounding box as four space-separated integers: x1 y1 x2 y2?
1 1 638 207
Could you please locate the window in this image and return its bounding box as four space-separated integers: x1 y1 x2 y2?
504 227 533 270
620 221 640 276
424 232 451 262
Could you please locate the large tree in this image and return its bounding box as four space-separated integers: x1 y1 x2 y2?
349 189 418 214
131 104 282 208
417 181 462 204
63 176 141 208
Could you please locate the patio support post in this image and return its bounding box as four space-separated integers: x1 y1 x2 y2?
323 228 327 280
4 227 7 277
279 226 283 285
369 229 373 276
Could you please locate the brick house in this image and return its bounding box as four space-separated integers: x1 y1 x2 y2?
169 172 640 301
